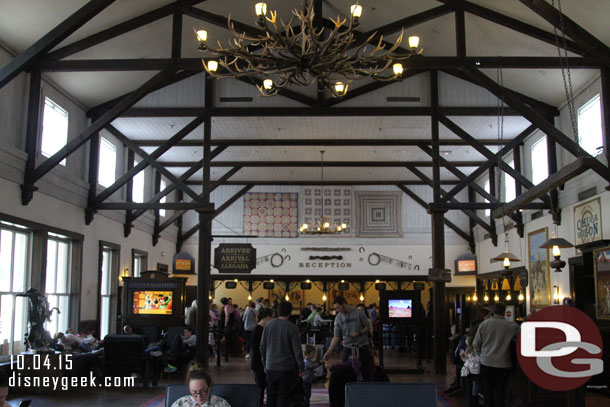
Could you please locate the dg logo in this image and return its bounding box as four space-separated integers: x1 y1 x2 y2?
517 306 604 391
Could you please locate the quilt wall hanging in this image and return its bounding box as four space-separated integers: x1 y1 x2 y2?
301 186 352 234
243 192 298 237
355 191 402 238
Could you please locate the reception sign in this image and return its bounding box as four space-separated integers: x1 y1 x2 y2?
214 244 257 273
574 197 602 246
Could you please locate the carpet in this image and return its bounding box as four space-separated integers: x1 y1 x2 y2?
142 387 457 407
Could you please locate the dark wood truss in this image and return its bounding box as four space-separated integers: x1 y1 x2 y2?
3 0 610 372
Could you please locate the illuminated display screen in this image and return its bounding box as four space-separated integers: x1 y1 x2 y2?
133 291 173 315
388 299 412 318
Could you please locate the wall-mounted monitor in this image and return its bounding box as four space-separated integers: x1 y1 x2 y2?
380 290 421 324
132 291 173 315
454 252 477 275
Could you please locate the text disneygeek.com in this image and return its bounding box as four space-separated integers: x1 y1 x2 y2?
9 371 135 391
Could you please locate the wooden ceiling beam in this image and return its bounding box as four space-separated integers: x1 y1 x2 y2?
160 160 487 167
359 5 455 39
0 0 116 89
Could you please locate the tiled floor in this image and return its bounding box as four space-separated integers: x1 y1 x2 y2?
6 350 608 406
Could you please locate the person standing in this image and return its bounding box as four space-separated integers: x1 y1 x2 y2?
251 307 274 407
322 296 371 380
243 301 258 359
260 301 304 407
473 302 519 407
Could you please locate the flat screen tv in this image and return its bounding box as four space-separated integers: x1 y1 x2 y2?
388 299 413 318
132 291 174 315
380 290 421 324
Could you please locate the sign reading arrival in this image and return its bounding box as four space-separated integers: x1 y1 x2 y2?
574 197 603 246
214 244 257 273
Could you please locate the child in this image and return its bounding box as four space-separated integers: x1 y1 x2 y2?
303 344 317 407
460 337 481 407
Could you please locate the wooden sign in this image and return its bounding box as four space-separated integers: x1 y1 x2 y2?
225 281 237 289
414 282 425 291
574 197 603 246
300 282 312 290
214 244 257 274
263 282 275 289
375 283 387 291
338 282 350 291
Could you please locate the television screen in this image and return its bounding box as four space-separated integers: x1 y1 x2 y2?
457 259 476 273
132 291 173 315
388 299 412 318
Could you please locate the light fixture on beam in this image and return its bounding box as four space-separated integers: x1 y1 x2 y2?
491 233 520 270
195 1 422 97
540 234 573 272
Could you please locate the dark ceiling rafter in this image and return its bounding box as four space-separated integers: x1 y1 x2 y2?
396 183 471 242
105 124 201 201
518 0 610 67
134 138 515 147
234 77 317 107
45 0 206 61
93 114 206 206
0 0 116 89
436 0 585 56
184 180 462 186
37 56 601 72
159 160 487 168
22 65 180 205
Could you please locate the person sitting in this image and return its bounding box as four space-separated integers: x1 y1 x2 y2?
171 363 231 407
169 326 197 367
123 324 177 373
54 332 93 353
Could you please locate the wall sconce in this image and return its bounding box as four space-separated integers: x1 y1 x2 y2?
120 268 129 280
553 285 560 304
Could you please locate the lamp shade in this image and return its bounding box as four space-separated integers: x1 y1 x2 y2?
490 251 520 263
540 237 573 249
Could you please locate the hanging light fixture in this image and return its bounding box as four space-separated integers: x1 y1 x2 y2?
484 293 489 302
491 233 520 270
518 291 524 302
494 292 500 302
195 1 422 97
472 292 478 302
322 293 327 302
359 293 365 301
300 151 348 235
505 292 512 301
540 225 573 272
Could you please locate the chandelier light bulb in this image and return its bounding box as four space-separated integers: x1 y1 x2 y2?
350 4 363 18
207 60 218 72
263 78 274 90
341 223 347 229
408 35 420 49
392 63 403 76
255 2 267 16
196 30 207 43
552 245 561 257
334 82 348 96
323 222 330 228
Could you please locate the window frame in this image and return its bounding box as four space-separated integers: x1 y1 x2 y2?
577 94 603 157
503 160 516 203
132 160 145 204
98 136 117 188
531 136 548 185
44 234 73 337
98 241 120 339
159 179 167 218
132 249 148 278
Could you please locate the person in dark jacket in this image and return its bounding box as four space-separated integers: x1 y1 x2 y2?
251 307 274 407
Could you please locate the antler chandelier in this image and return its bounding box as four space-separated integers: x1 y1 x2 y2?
300 151 347 235
195 1 422 97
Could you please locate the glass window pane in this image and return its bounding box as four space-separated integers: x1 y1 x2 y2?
578 95 603 156
45 295 59 336
531 137 548 185
12 232 28 293
484 179 490 217
504 161 516 203
159 180 167 217
98 137 117 188
56 241 70 293
0 295 14 345
46 240 58 293
101 250 111 295
100 297 110 339
41 98 69 166
13 296 27 352
58 296 70 333
0 230 12 292
133 161 145 203
134 256 141 278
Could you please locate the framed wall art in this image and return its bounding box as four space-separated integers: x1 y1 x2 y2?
574 197 603 246
594 246 610 320
528 227 550 311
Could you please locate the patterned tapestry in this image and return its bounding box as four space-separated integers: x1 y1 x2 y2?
244 193 298 237
301 186 352 234
355 191 402 237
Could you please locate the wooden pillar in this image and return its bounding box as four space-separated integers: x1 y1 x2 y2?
600 67 610 185
85 132 100 225
21 69 42 205
196 75 213 367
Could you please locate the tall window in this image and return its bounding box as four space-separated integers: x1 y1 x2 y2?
504 160 516 203
132 249 148 278
40 97 69 166
98 137 117 188
484 179 490 217
578 94 603 156
159 179 167 217
531 137 548 185
133 160 145 203
45 234 71 336
0 225 29 355
99 247 112 339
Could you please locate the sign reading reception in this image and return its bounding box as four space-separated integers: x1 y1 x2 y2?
574 197 603 246
214 244 257 273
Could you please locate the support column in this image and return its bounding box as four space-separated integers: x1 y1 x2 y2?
196 75 213 367
513 145 525 237
21 70 42 205
431 209 447 375
85 132 100 225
